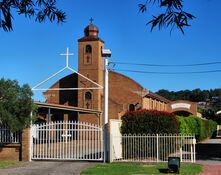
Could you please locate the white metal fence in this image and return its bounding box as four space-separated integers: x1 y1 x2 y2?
110 134 196 163
31 121 103 161
0 125 20 143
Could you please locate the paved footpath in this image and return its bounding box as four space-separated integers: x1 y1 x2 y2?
196 138 221 175
0 161 96 175
1 138 221 175
197 164 221 175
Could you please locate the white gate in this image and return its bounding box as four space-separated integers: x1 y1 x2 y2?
31 121 103 161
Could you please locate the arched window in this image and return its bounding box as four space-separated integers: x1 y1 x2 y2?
85 91 92 100
129 104 135 111
85 91 92 109
85 45 92 53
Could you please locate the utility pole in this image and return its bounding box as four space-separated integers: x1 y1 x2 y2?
102 49 111 163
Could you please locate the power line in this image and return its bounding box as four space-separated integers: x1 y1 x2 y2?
112 68 221 74
110 61 221 67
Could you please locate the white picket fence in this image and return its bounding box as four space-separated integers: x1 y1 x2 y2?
0 126 20 143
110 134 196 163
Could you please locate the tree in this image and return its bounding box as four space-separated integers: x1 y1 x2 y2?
0 0 65 32
156 89 176 100
156 88 221 112
0 78 36 131
1 1 194 33
139 0 195 34
201 108 221 124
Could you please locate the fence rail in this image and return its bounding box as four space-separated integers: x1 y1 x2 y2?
0 126 20 143
110 134 196 163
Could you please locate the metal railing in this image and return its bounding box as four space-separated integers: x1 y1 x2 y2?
0 126 20 143
110 134 196 163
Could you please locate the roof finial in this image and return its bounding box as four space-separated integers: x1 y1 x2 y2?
89 17 94 25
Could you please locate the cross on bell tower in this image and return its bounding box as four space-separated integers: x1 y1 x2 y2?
86 102 90 109
89 17 94 25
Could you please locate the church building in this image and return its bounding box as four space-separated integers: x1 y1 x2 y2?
35 23 199 126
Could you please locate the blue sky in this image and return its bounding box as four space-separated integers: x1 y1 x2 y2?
0 0 221 101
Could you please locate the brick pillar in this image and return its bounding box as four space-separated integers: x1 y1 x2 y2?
22 128 31 161
64 113 68 122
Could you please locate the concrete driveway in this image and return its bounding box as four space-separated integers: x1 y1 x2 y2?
0 161 97 175
196 138 221 175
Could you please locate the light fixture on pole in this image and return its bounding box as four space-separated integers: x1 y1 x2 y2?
102 49 111 163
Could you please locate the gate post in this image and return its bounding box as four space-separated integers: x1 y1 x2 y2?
193 138 196 163
22 127 31 161
180 147 183 162
156 134 159 162
109 133 113 162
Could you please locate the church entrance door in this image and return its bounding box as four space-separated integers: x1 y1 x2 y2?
31 121 103 161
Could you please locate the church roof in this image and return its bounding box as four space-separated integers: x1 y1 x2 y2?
84 24 99 35
145 91 171 103
78 24 104 43
35 101 102 114
109 71 170 103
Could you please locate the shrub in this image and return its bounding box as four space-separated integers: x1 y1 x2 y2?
177 116 190 134
177 116 217 142
120 110 180 161
196 117 206 140
121 110 179 134
207 119 217 138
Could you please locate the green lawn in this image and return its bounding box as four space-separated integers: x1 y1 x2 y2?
0 160 21 169
81 163 203 175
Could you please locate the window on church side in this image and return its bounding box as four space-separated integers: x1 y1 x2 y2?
86 45 92 53
85 91 92 100
101 46 103 57
151 100 154 109
85 91 92 109
129 104 135 111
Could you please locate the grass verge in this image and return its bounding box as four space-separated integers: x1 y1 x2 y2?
81 163 203 175
0 160 21 169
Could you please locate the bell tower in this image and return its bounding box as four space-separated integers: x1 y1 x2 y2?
77 22 104 113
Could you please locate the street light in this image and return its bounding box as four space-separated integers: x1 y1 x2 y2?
102 48 111 163
102 49 112 57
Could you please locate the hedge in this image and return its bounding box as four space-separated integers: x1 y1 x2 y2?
120 110 217 160
177 116 217 141
121 110 217 142
120 110 179 160
121 110 179 134
208 119 217 138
